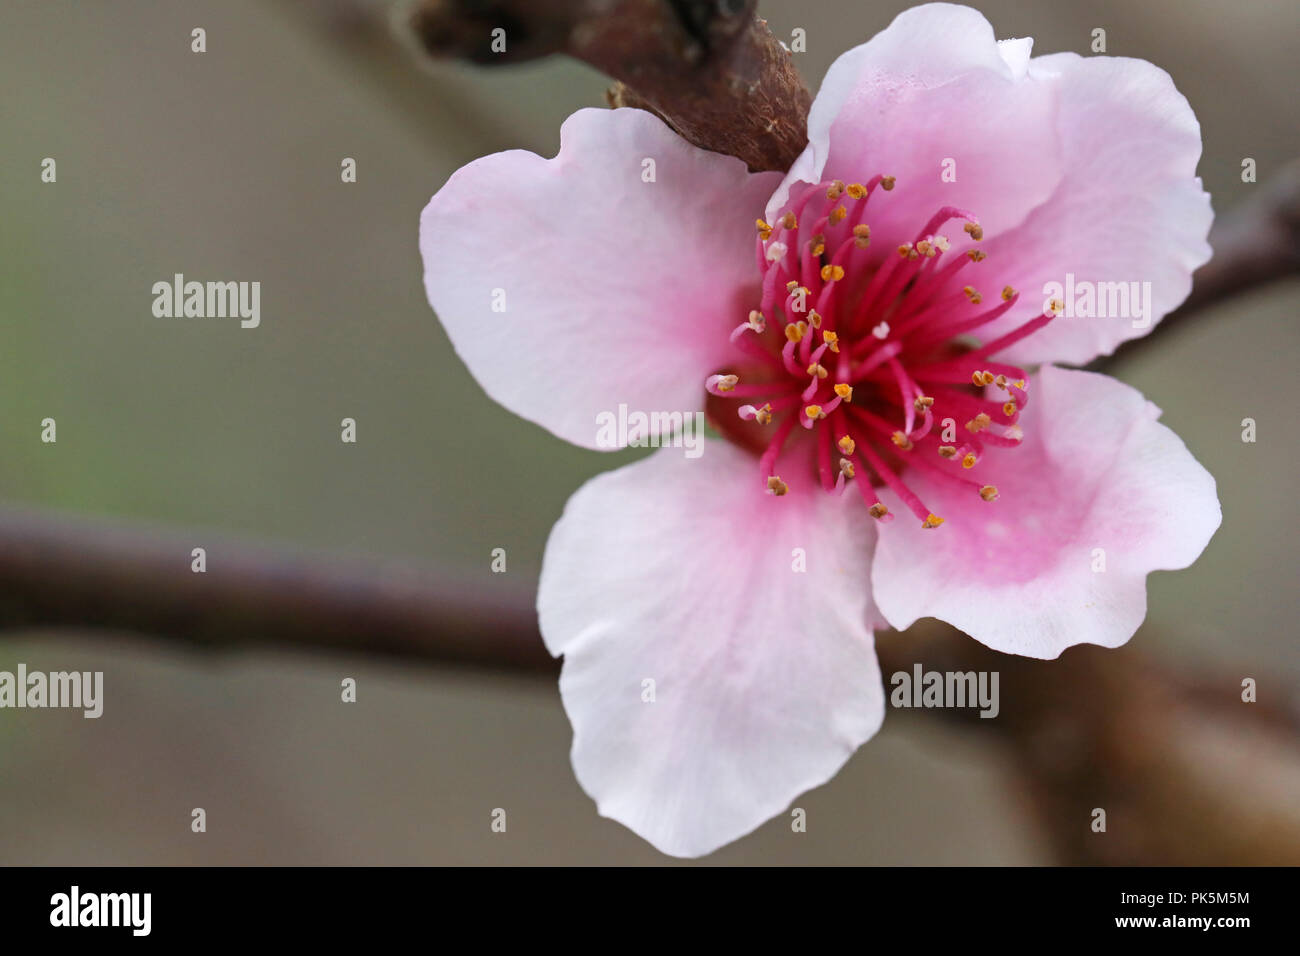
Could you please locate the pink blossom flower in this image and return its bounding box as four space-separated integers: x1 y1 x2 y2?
420 3 1220 857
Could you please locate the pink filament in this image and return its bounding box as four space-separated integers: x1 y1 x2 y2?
712 176 1053 524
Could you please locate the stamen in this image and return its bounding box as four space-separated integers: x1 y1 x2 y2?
706 373 739 395
716 177 1047 526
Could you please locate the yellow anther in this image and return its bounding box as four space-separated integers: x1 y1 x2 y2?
897 243 917 259
781 212 797 230
784 322 805 344
806 362 828 379
1003 401 1017 417
962 453 977 469
820 264 846 282
747 309 766 332
808 310 823 329
963 222 984 241
767 475 788 496
966 412 991 433
1002 285 1017 301
822 329 840 353
971 370 986 386
805 404 825 421
837 435 856 455
829 206 848 225
715 374 739 392
839 457 856 478
811 235 826 256
922 513 945 529
834 383 853 401
853 224 871 248
916 239 934 257
914 395 935 411
846 183 867 200
891 431 914 451
755 218 772 240
933 235 950 252
980 370 996 386
826 180 845 201
755 403 773 425
1047 298 1063 316
869 503 890 520
979 485 999 502
938 446 957 458
994 374 1008 389
786 279 800 293
881 176 896 190
966 249 987 262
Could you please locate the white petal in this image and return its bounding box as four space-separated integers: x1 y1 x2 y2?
539 443 884 856
421 108 782 449
871 367 1221 658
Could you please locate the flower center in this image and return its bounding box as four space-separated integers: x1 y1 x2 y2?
706 175 1057 527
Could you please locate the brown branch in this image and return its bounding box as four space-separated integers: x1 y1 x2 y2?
883 628 1300 865
0 506 552 674
407 0 810 172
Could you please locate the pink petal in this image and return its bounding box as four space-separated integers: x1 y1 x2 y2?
768 4 1064 240
973 53 1213 364
538 442 884 857
421 108 782 449
871 366 1220 659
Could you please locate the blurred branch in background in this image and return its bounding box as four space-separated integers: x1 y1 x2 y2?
1101 157 1300 369
3 0 1298 863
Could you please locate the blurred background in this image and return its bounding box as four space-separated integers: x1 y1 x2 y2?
0 0 1296 864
